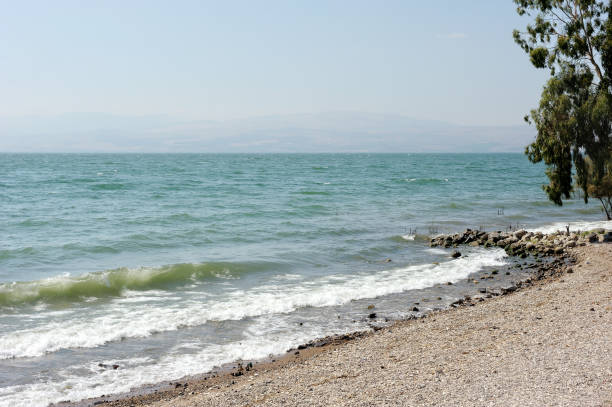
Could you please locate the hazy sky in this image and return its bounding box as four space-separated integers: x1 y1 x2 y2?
0 0 547 126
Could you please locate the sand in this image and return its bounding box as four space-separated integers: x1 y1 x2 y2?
93 244 612 407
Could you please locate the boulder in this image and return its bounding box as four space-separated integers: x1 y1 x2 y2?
488 232 501 243
514 230 528 239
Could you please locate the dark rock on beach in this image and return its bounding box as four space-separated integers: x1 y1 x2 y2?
430 227 602 259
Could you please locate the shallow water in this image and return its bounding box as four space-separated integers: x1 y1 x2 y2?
0 153 608 406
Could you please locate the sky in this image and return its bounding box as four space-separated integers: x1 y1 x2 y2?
0 1 551 151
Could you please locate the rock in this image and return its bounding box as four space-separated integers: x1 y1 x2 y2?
446 281 453 285
451 299 464 307
384 258 392 263
367 304 375 310
587 233 598 243
489 232 501 243
592 228 605 234
112 364 119 370
411 307 419 312
491 270 498 275
469 241 480 247
514 230 527 239
479 288 487 293
451 250 461 258
368 313 377 319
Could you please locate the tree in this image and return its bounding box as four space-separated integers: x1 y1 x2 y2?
513 0 612 219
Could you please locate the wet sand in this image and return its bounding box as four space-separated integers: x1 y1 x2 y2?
66 244 611 407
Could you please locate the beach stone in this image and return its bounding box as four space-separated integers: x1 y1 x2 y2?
488 232 501 242
514 230 527 239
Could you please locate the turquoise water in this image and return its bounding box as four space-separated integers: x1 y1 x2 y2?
0 153 607 406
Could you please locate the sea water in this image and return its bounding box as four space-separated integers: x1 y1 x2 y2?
0 153 608 406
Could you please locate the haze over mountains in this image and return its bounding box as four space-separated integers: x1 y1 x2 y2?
0 112 534 153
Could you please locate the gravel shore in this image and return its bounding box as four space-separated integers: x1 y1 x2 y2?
96 244 611 407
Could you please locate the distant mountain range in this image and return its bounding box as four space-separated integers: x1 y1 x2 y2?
0 112 535 153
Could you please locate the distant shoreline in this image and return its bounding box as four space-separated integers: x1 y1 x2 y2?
61 236 612 407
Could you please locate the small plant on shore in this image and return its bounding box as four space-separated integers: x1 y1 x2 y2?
513 0 612 219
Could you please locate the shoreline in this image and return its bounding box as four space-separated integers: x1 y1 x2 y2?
57 233 611 406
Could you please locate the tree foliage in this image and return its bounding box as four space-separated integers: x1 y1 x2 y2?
513 0 612 219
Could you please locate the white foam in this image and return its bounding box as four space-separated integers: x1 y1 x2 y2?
425 248 447 255
0 329 322 407
527 220 611 234
0 249 507 360
401 234 415 241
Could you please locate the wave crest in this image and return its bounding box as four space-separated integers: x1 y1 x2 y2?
0 262 272 307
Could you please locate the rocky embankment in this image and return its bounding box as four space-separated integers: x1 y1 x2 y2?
430 227 612 258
